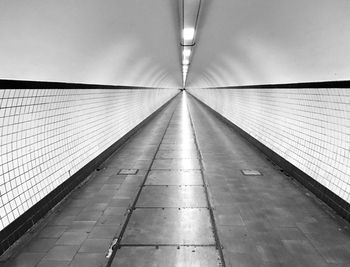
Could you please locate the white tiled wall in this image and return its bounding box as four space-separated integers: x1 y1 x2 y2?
189 88 350 203
0 89 177 230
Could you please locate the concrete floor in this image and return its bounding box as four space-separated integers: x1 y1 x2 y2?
3 92 350 267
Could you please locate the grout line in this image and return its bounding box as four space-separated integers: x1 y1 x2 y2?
134 206 209 209
186 94 227 267
142 184 204 187
104 97 179 266
118 243 216 247
150 168 201 171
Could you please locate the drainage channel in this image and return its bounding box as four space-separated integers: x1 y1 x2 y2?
104 101 178 267
186 97 227 267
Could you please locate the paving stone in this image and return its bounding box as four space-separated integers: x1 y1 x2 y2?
151 158 201 170
111 246 220 267
145 170 203 185
79 238 112 253
25 238 57 252
69 253 106 267
88 226 121 239
137 185 207 208
67 221 96 232
55 232 88 245
38 226 67 238
37 260 70 267
47 215 75 226
4 252 45 267
43 245 79 261
122 208 215 245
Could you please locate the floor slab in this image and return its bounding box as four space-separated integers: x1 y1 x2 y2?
137 186 207 208
121 208 215 245
151 159 201 170
145 170 203 185
111 246 221 267
155 149 199 159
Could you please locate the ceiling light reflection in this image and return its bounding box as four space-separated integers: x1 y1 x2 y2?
183 47 191 57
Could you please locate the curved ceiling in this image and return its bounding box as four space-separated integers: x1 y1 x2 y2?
188 0 350 88
0 0 181 88
1 0 350 88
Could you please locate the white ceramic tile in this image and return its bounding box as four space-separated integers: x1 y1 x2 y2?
0 88 177 230
189 88 350 204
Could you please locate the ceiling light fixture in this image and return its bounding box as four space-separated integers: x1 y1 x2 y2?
180 0 202 88
182 58 190 65
183 28 195 43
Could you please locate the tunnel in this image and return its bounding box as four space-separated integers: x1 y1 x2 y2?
0 1 350 266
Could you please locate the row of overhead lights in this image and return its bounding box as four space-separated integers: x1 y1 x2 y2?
180 0 201 88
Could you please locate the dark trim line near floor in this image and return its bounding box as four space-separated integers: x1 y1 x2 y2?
189 93 350 223
0 79 180 89
202 80 350 89
0 93 179 256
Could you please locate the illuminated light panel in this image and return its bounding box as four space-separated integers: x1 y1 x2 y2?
183 27 195 42
180 0 201 87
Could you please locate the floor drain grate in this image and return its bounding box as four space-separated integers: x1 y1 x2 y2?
241 169 262 176
118 169 139 175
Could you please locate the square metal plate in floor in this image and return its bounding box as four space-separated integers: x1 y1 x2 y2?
137 186 207 208
241 169 262 176
111 246 221 267
121 208 215 245
118 169 139 175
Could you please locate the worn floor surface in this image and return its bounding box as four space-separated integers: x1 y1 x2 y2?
2 92 350 267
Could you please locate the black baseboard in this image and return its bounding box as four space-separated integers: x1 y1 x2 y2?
189 93 350 222
206 79 350 89
0 79 179 89
0 93 179 256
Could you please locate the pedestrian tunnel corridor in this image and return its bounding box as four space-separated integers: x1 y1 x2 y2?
1 0 350 266
1 91 350 267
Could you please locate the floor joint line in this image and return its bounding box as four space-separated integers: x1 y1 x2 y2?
118 244 217 247
186 94 227 267
105 98 179 267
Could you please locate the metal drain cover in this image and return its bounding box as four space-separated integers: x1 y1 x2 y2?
118 169 139 175
241 169 262 176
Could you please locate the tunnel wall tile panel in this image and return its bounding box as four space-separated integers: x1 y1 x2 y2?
189 88 350 204
0 89 177 230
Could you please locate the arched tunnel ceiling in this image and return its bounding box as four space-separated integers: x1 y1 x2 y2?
1 0 350 88
187 0 350 88
0 0 181 88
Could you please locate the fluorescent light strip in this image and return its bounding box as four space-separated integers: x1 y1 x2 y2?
180 0 201 87
183 28 195 42
181 0 201 46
